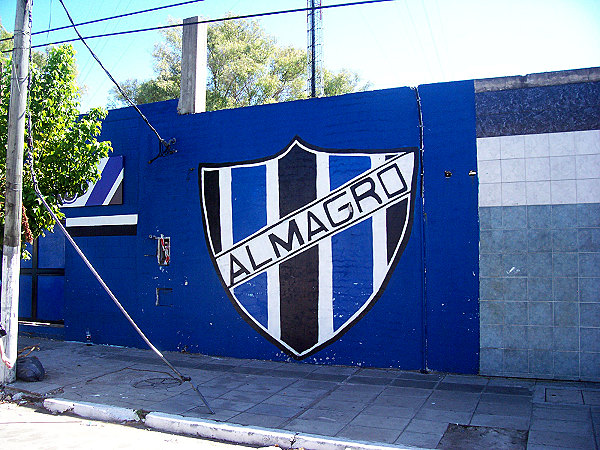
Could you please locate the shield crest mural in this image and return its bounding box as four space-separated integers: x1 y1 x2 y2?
199 137 418 359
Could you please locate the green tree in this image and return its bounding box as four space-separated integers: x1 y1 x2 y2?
0 40 112 257
109 18 369 110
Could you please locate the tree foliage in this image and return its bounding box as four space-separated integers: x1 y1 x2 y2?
0 39 112 257
109 18 369 110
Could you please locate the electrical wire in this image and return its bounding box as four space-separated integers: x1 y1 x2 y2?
2 0 396 52
0 0 205 43
56 0 173 156
15 0 213 413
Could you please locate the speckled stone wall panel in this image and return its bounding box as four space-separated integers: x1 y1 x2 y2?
476 82 600 138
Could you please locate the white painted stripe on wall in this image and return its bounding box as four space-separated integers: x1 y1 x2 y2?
371 155 388 289
317 153 334 341
219 168 233 250
62 157 110 208
266 159 281 340
66 214 138 227
477 130 600 206
102 170 124 206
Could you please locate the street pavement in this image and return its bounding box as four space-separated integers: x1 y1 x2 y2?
0 401 255 450
2 335 599 449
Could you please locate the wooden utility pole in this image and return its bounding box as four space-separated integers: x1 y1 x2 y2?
1 0 32 384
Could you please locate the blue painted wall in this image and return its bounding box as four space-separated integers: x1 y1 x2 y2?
52 84 480 372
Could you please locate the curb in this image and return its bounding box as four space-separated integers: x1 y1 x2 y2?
44 398 140 423
42 398 425 450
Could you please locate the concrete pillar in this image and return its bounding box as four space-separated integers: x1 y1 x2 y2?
177 17 207 114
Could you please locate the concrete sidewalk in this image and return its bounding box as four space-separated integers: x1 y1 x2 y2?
2 336 599 449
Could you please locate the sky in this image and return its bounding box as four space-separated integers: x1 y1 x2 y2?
1 0 599 112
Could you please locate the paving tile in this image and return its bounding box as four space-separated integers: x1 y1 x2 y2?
527 429 596 449
349 413 411 431
437 382 486 393
475 401 532 417
485 385 533 396
395 371 444 381
470 413 530 430
530 418 594 434
283 418 347 436
218 389 273 403
582 391 600 406
303 373 348 382
545 388 583 404
184 406 239 421
404 419 450 434
355 368 399 378
311 397 368 413
361 404 418 419
379 386 433 398
414 408 472 424
346 376 392 386
244 402 305 418
201 398 255 412
336 424 402 444
371 394 427 409
229 412 287 428
262 393 319 408
297 406 358 422
391 378 438 389
395 430 443 448
422 398 479 413
532 405 591 422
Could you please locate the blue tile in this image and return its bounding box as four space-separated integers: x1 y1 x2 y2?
480 348 503 374
580 352 600 379
552 252 578 277
502 254 528 277
503 325 527 349
527 253 552 277
581 328 600 352
554 351 579 377
552 230 578 252
553 277 578 302
503 206 527 229
480 301 504 325
577 203 600 227
527 277 552 301
504 278 527 301
553 327 579 351
480 253 503 277
480 324 502 348
527 205 551 229
480 230 503 254
503 349 528 373
480 277 503 300
528 326 553 350
504 302 528 324
528 302 553 326
552 204 577 229
490 207 503 229
553 302 579 327
529 349 553 374
527 229 552 252
502 230 527 253
580 303 600 327
578 228 600 252
479 207 492 230
579 278 600 302
580 253 600 277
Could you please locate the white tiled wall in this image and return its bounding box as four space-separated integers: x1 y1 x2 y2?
477 130 600 207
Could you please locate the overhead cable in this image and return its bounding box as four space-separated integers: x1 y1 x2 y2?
3 0 395 52
56 0 173 156
0 0 205 43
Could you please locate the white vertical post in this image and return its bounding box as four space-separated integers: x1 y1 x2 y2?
1 0 32 384
177 16 207 114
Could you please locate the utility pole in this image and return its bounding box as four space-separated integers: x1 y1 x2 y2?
307 0 323 98
1 0 32 384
